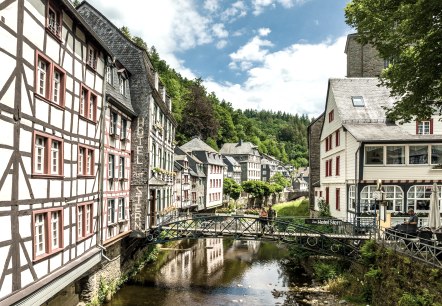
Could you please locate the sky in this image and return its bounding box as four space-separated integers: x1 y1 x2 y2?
85 0 353 118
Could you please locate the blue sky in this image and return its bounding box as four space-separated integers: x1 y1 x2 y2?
86 0 353 117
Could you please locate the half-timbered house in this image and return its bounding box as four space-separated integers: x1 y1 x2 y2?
77 2 177 235
102 59 135 243
0 0 112 304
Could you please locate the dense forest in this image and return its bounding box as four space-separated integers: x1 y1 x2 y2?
122 27 311 168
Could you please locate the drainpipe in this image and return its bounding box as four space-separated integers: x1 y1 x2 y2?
355 143 362 229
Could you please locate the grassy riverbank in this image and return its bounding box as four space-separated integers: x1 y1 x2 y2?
272 198 309 217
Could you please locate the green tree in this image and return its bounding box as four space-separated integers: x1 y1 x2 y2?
223 178 242 205
269 172 291 189
241 180 266 207
345 0 442 122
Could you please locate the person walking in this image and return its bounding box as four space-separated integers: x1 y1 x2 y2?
259 207 268 233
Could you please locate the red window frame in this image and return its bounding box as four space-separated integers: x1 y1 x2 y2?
336 188 340 210
416 119 433 135
46 1 62 40
32 131 64 177
32 207 63 261
328 110 334 122
336 156 340 176
335 129 340 147
78 145 95 177
325 187 329 204
35 51 66 108
79 84 98 122
77 202 94 241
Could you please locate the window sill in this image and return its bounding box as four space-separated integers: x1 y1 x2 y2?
32 174 64 179
79 115 97 125
77 233 94 243
86 62 97 71
45 28 63 43
33 247 63 263
78 174 95 178
34 93 65 110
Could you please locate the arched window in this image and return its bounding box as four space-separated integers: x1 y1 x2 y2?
383 186 404 212
360 185 404 212
407 185 441 212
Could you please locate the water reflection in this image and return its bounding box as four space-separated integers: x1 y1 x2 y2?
106 239 303 306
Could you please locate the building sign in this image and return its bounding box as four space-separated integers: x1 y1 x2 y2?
305 218 343 226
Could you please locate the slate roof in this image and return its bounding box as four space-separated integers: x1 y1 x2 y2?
223 156 240 167
219 141 260 155
180 138 218 154
330 78 396 123
344 123 442 142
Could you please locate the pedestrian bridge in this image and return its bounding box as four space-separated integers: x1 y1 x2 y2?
148 214 374 261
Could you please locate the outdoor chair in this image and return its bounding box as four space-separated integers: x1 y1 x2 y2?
417 227 434 244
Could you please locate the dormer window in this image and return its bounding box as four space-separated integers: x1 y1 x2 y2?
87 45 97 69
46 3 62 39
351 96 364 107
417 120 433 135
119 74 126 95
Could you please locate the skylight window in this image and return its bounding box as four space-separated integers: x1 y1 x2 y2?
352 96 365 107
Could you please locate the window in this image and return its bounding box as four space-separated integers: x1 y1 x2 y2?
336 188 340 210
348 185 355 210
118 198 125 220
77 203 93 239
87 45 97 69
110 111 118 135
79 85 97 122
365 146 383 165
325 159 333 177
325 187 329 204
328 110 334 122
325 134 333 151
108 154 115 179
351 96 364 107
33 132 63 176
121 118 127 140
336 156 340 176
431 145 442 164
407 185 440 212
409 145 428 164
46 3 62 38
107 199 115 224
335 130 340 147
360 185 377 212
118 74 126 95
416 120 433 135
33 208 63 260
383 186 404 212
386 146 405 165
119 157 125 179
106 66 113 84
35 52 66 107
78 146 94 176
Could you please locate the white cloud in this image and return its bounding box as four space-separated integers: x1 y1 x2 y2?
252 0 308 15
216 40 228 49
212 23 229 38
205 36 347 117
203 0 220 12
87 0 211 77
258 28 271 36
221 1 247 22
229 36 274 69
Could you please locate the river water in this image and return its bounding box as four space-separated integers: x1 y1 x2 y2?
106 238 314 306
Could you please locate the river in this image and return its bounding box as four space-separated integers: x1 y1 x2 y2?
105 238 318 306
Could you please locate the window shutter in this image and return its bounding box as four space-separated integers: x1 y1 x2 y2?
416 121 419 134
430 119 434 134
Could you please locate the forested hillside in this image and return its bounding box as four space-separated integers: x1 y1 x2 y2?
122 28 311 167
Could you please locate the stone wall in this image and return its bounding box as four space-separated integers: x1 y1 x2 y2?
308 114 324 210
346 34 385 78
